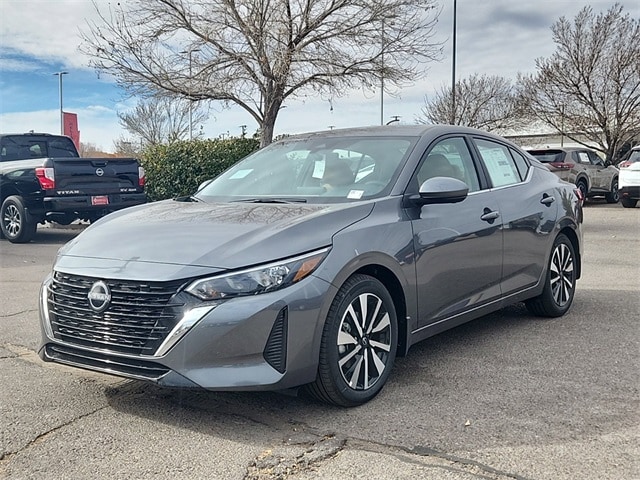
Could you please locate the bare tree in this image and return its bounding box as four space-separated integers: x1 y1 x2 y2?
519 4 640 161
417 74 525 133
80 142 107 156
113 136 143 157
118 96 209 146
80 0 441 146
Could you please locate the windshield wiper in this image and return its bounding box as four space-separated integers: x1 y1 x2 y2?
174 195 202 202
232 197 307 204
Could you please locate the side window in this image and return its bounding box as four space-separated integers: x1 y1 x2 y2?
416 137 481 192
587 151 603 165
474 138 521 187
577 151 591 164
509 148 530 180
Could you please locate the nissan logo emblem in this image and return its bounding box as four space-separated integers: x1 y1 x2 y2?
96 168 104 176
88 281 111 312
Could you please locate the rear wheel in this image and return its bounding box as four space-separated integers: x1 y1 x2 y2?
621 197 638 208
305 274 398 407
605 179 619 203
1 196 37 243
526 234 576 317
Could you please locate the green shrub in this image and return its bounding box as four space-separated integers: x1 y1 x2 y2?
140 138 259 201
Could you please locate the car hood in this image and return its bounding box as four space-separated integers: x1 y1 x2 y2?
58 200 374 270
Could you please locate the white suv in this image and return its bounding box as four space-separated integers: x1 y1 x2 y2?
618 146 640 208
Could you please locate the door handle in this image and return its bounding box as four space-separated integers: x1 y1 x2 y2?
480 209 500 222
540 194 555 206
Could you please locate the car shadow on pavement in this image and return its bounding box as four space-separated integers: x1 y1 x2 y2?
100 303 583 449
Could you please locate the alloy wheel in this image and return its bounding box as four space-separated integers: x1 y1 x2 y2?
549 242 574 307
3 204 21 237
336 292 392 390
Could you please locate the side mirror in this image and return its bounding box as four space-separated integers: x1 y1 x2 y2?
408 177 469 206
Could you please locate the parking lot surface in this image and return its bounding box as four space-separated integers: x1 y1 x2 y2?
1 202 638 479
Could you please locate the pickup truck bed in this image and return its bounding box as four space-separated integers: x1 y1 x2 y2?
1 133 146 243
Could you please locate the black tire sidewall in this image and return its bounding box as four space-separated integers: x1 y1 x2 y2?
321 275 398 405
1 196 35 243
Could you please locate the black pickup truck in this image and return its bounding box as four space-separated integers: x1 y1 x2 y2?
1 132 146 243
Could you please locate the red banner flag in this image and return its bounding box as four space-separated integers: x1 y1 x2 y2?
63 112 80 151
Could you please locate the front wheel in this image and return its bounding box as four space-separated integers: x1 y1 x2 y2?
605 179 619 203
526 234 576 317
575 180 588 201
621 197 638 208
1 196 37 243
305 274 398 407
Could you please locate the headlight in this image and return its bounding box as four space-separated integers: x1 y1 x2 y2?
185 248 329 300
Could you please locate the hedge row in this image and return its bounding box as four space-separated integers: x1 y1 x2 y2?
140 138 260 201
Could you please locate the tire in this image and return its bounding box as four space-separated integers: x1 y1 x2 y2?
605 178 619 203
304 274 398 407
575 179 588 200
526 234 576 317
1 196 37 243
621 197 638 208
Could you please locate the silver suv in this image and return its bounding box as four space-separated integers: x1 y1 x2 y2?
527 147 619 203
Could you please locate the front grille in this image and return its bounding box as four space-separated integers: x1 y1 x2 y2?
47 271 186 355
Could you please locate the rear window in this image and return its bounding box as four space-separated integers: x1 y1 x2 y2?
628 149 640 163
527 150 564 163
0 135 77 161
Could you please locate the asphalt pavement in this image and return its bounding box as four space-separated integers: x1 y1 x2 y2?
0 201 638 480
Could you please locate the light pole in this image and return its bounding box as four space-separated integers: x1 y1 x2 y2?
451 0 457 125
53 71 68 135
181 49 201 139
380 19 385 126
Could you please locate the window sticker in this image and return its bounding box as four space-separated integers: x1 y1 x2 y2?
229 169 253 179
347 190 364 199
312 160 326 179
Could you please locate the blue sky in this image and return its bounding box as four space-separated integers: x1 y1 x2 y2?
0 0 632 152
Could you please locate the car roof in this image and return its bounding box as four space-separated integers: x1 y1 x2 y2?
277 124 517 144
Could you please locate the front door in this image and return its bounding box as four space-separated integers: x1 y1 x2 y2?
409 136 503 328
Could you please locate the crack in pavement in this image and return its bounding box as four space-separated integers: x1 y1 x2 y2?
0 405 110 463
405 444 535 480
0 309 37 318
245 434 346 480
240 419 533 480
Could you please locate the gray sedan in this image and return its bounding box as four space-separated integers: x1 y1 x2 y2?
39 125 583 406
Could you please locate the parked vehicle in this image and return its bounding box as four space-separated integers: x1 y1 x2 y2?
617 146 640 208
0 132 146 243
39 125 583 407
526 147 619 203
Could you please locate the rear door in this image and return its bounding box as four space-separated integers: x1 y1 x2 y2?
472 137 558 295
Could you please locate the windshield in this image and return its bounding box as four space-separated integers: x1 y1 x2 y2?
198 135 417 203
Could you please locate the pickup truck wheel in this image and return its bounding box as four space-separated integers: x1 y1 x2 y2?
605 179 619 203
621 197 638 208
1 196 37 243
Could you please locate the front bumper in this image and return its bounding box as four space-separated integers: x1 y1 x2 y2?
39 270 336 391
